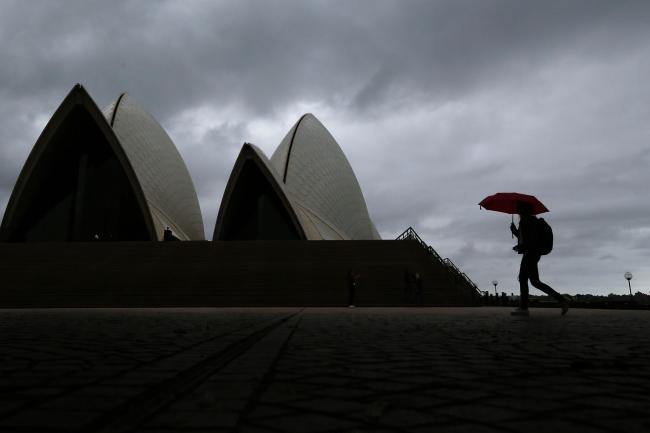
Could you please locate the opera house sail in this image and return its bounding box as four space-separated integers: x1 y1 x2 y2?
214 143 306 240
0 84 203 241
103 92 204 240
214 113 380 241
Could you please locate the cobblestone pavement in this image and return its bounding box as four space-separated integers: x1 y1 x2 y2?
1 307 649 432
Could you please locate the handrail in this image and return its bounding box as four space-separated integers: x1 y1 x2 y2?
443 258 460 272
396 227 424 245
445 257 481 296
396 227 444 263
461 273 482 297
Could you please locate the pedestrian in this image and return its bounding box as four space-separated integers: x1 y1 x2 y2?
510 201 569 316
347 270 359 307
414 272 423 302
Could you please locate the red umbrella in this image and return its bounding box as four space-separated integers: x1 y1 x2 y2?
479 192 549 215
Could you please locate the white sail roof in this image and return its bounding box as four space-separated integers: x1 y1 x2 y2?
270 114 380 240
103 94 204 240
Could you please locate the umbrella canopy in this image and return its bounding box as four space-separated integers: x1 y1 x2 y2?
479 192 549 215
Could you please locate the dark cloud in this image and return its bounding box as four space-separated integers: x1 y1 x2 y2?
3 1 648 118
0 0 649 293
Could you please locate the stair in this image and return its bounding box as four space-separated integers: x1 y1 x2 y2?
396 227 482 303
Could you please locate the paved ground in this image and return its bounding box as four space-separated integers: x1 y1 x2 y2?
0 307 648 433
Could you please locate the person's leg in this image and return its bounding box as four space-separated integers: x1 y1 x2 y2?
518 255 530 310
528 255 564 303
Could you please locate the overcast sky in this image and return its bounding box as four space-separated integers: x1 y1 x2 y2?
1 0 648 295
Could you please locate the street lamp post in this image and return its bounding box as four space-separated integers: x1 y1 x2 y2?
625 272 633 299
492 280 498 296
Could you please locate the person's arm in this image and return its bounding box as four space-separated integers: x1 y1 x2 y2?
510 222 520 239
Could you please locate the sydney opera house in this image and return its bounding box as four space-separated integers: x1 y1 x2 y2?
0 84 479 307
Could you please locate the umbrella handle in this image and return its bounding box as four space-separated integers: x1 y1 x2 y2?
511 214 514 239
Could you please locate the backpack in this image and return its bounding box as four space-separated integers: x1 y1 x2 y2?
536 218 553 255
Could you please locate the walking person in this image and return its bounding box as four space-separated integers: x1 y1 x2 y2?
510 201 569 316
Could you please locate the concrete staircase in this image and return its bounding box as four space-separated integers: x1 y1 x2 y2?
396 227 482 302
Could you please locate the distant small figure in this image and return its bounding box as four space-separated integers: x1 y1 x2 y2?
414 272 423 301
348 270 360 307
163 227 176 242
510 201 569 316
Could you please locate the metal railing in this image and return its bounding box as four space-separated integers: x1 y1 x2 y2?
397 226 481 298
443 258 482 296
396 227 444 263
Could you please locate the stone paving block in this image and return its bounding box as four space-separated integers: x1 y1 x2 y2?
12 387 64 397
381 393 447 409
565 407 638 422
287 397 368 415
484 397 567 413
436 371 486 382
145 409 241 429
507 418 612 433
434 403 518 423
0 399 26 417
167 392 249 413
343 428 396 433
3 372 54 385
299 375 356 386
425 387 492 403
246 405 299 420
1 409 102 429
413 423 504 433
81 384 148 397
250 412 358 432
496 384 576 401
573 394 648 411
200 379 259 398
43 374 98 388
40 392 128 411
309 386 378 400
259 383 319 403
114 369 178 383
375 407 440 427
593 416 650 433
394 374 440 385
141 428 230 433
360 379 422 392
238 425 285 433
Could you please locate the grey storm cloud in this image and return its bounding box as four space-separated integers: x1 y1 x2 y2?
0 0 649 294
3 1 648 116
